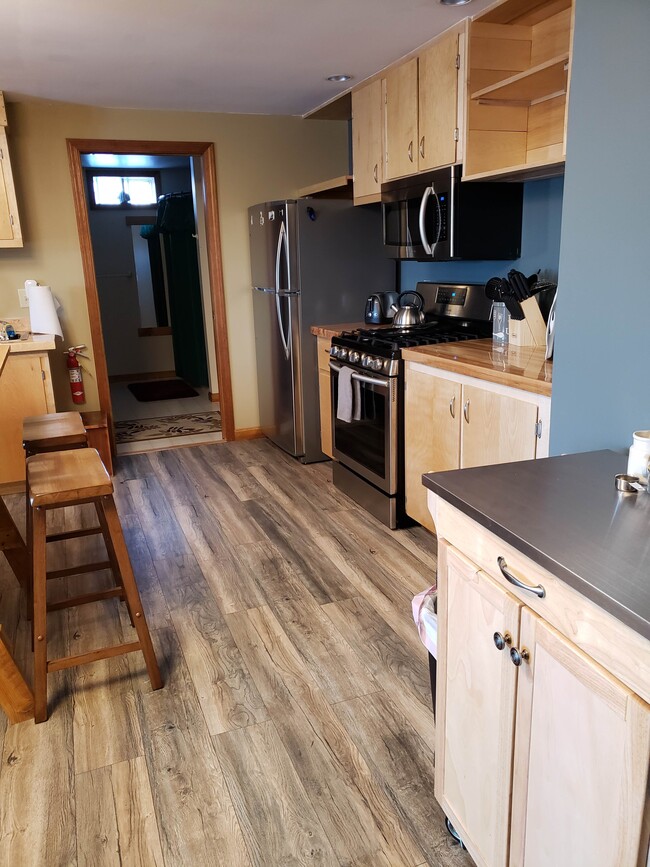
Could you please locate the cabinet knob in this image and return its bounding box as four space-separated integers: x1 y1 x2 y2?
408 141 413 163
493 631 512 651
510 647 530 667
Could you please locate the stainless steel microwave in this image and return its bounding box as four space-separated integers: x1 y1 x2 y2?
381 165 523 261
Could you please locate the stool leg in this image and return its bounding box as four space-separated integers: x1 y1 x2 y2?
32 506 49 723
97 496 162 691
25 484 33 622
93 501 134 627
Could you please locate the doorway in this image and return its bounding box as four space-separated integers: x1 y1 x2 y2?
67 139 234 456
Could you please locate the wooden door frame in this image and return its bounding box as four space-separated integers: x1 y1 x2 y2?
66 138 235 449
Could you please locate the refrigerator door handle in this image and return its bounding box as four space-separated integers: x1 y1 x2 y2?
253 285 276 293
275 221 291 361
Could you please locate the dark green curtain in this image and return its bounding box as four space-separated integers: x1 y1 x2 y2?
155 193 209 388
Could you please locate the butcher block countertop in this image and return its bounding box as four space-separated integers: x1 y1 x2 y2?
1 333 57 353
402 338 552 397
310 322 367 339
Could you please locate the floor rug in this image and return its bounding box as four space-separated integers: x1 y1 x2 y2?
115 411 221 444
127 379 199 402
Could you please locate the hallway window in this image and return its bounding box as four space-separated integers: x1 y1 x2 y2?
88 171 160 208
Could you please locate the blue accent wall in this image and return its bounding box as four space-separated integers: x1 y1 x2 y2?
549 0 650 455
399 176 564 292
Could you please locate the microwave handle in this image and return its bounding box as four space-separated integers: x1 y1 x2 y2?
419 186 434 255
419 184 442 257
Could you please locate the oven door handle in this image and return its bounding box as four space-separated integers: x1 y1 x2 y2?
329 361 389 388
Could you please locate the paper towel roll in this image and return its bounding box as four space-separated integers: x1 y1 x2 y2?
28 284 63 339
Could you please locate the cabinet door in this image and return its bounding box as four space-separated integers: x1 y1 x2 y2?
418 27 459 171
510 608 650 867
436 543 521 867
0 129 22 247
404 367 460 531
352 80 384 202
0 355 50 485
461 383 539 469
384 59 418 180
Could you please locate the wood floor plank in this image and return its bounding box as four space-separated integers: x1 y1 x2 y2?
227 606 426 867
215 720 339 867
196 443 269 503
323 595 436 752
334 691 473 867
163 576 269 734
76 755 164 867
121 475 191 560
130 627 252 866
0 671 76 865
245 499 357 605
271 594 379 704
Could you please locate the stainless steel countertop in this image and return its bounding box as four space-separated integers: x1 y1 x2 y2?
423 451 650 639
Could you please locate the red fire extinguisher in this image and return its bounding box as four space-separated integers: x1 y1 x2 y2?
65 345 89 405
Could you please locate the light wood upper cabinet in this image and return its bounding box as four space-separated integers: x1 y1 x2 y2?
0 93 23 248
418 26 461 172
404 362 547 530
384 28 462 181
464 0 574 180
436 539 650 867
351 80 384 204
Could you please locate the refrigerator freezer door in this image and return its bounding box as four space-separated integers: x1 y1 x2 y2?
249 203 280 290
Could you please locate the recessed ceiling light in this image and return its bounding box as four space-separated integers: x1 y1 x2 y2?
326 74 352 83
440 0 472 5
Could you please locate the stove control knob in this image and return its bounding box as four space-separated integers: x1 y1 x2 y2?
361 354 370 367
370 358 383 371
348 350 360 364
338 348 348 360
329 346 339 358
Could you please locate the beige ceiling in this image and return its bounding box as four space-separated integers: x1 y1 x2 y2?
0 0 492 116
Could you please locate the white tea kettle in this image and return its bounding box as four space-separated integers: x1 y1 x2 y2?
391 291 425 327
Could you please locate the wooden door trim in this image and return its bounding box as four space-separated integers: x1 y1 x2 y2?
66 138 235 449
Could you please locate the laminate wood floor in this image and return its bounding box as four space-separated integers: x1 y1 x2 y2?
0 439 475 867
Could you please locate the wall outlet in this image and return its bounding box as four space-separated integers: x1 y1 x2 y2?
18 287 29 308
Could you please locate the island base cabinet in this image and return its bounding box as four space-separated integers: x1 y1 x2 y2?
316 336 333 459
510 608 650 867
436 539 650 867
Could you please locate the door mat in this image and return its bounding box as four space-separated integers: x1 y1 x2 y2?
127 379 199 402
115 411 221 444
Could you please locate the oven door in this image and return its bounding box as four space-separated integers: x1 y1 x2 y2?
330 361 398 495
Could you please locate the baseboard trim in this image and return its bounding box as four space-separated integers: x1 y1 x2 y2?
234 427 265 440
109 370 176 383
208 391 220 403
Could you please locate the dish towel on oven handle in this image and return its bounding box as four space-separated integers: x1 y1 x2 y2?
336 365 354 423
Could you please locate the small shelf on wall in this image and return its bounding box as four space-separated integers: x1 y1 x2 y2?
471 53 569 105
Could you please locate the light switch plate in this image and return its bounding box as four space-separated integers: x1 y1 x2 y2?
18 287 29 308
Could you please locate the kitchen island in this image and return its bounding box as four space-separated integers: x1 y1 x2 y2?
423 450 650 867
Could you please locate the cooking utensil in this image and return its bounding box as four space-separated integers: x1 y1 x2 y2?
391 291 426 327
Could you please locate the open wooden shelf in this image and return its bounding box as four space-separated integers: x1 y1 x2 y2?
296 175 353 199
463 157 566 183
471 53 569 105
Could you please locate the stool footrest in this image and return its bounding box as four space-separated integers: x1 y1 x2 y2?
47 641 142 672
47 587 124 612
46 527 102 543
47 560 112 580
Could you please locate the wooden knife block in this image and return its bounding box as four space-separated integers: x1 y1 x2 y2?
509 297 547 347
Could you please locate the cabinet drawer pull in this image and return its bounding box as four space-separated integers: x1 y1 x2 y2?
419 136 425 159
449 395 456 418
510 646 530 667
463 399 469 423
497 556 546 598
373 163 378 184
408 141 413 162
493 631 512 651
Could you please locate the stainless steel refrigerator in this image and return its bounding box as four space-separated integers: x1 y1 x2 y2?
249 198 393 463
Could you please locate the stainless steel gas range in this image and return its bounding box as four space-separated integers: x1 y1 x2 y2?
329 282 493 529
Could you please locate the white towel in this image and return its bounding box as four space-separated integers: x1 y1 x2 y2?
337 366 354 423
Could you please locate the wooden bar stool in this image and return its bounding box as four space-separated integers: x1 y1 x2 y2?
27 448 162 723
23 411 88 457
